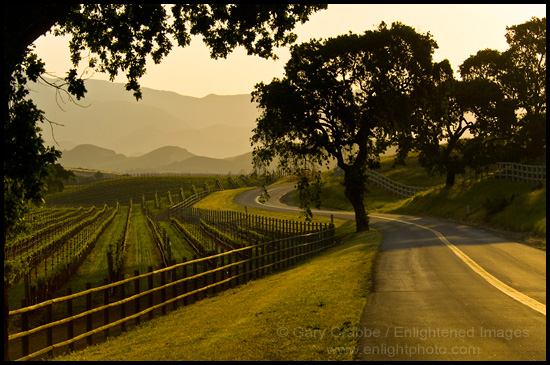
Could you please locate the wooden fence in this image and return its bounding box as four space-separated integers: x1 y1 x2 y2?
7 224 335 361
172 206 329 239
172 190 212 209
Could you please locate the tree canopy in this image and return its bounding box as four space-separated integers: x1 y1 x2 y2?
460 16 546 162
251 22 437 231
411 60 516 187
411 16 546 187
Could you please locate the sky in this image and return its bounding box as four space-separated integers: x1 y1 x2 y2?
33 4 546 98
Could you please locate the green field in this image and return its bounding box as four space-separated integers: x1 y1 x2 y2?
122 204 165 277
285 154 546 247
53 229 382 361
9 157 545 360
59 205 130 292
45 175 249 207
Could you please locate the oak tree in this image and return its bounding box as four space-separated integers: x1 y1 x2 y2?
412 60 516 187
460 16 546 162
251 22 437 231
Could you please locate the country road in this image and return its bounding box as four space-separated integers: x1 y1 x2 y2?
234 185 546 361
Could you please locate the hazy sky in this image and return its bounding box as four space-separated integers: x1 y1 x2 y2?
33 4 546 98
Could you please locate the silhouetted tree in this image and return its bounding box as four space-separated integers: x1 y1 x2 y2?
251 22 437 231
412 60 516 187
460 16 546 162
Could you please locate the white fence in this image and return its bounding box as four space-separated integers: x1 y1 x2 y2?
365 162 545 199
365 170 431 198
493 162 546 183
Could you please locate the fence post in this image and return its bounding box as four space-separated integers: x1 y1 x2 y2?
120 281 126 333
45 293 53 358
172 260 178 311
283 238 291 268
181 257 188 306
269 240 275 274
67 288 74 352
86 282 92 345
24 272 30 306
244 248 251 283
253 244 259 279
148 266 154 320
202 260 209 297
234 251 240 286
276 238 281 271
107 246 114 282
161 270 167 315
193 255 199 303
21 299 29 358
219 250 225 293
226 252 233 289
261 243 266 277
103 278 110 340
134 270 140 326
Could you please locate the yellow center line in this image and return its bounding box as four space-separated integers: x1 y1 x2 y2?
372 214 546 316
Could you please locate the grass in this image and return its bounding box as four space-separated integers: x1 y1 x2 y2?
58 206 130 293
376 153 545 244
7 206 128 309
49 185 380 360
392 179 546 239
286 160 545 248
193 187 254 212
44 157 545 359
158 221 198 262
122 204 164 276
53 229 382 361
194 187 357 237
378 152 446 187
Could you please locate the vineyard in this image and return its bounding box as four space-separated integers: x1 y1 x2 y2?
45 175 249 207
6 174 336 361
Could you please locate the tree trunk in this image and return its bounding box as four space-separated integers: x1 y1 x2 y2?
445 170 456 187
349 194 370 232
342 165 369 232
4 234 9 360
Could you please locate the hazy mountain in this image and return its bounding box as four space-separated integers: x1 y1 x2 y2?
29 78 260 157
59 144 128 171
59 144 254 175
161 154 253 175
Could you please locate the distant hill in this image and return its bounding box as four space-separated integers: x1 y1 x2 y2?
29 78 260 158
59 144 254 175
59 144 128 170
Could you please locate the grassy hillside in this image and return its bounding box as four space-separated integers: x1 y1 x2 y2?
377 152 446 187
54 228 382 361
45 175 248 207
392 179 546 237
46 160 544 360
286 154 546 248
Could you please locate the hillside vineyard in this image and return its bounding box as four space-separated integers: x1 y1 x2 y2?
6 174 336 360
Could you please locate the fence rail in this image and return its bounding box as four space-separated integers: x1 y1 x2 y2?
493 162 546 183
366 162 545 198
8 216 335 361
172 206 328 239
366 170 431 198
171 190 212 209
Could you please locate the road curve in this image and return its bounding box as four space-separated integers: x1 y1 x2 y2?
234 185 546 361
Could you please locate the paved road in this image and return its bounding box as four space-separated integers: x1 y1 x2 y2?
234 185 546 361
